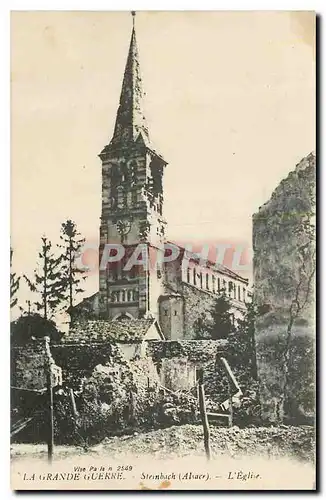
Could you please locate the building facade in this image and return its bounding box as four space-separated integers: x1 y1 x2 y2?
70 15 249 340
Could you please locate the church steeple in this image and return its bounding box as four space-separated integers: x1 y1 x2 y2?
98 12 167 320
110 12 150 147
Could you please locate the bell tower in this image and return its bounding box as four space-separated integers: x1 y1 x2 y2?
98 12 167 320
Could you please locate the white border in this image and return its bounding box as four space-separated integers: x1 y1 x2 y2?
1 2 323 499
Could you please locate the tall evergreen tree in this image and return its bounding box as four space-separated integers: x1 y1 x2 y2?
10 248 20 309
24 236 65 320
59 219 86 309
233 299 258 379
194 289 235 340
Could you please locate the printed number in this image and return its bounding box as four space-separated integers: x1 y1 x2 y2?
117 465 133 471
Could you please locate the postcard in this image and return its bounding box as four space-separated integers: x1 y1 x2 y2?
10 10 316 490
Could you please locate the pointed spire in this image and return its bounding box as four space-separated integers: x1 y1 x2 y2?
110 12 150 147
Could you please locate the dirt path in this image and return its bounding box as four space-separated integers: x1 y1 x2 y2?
11 424 315 464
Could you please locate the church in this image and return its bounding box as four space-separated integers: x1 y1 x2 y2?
69 13 249 342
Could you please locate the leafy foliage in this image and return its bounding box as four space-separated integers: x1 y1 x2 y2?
194 297 261 426
194 289 235 340
11 313 62 345
234 300 258 379
227 300 261 425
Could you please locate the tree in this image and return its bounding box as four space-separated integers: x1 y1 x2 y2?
11 313 62 345
59 219 86 310
194 289 235 340
24 236 65 320
226 300 261 426
10 248 20 309
235 299 258 379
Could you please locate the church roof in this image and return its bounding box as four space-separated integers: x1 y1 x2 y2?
99 14 166 164
168 242 249 284
66 318 164 344
99 13 156 158
112 17 149 146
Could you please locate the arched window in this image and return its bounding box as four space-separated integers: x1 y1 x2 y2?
199 272 203 288
127 290 133 302
212 275 216 293
238 285 241 301
218 277 221 292
129 264 137 279
121 290 126 302
130 160 137 183
132 189 138 205
206 274 209 290
193 268 197 286
187 267 190 283
243 287 246 302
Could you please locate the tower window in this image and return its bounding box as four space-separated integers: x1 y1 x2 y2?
110 265 118 281
130 265 137 279
132 190 138 205
174 310 177 316
187 267 190 283
117 261 122 280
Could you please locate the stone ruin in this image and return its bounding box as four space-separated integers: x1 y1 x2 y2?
11 321 238 442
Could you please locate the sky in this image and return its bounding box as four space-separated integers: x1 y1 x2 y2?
11 11 315 316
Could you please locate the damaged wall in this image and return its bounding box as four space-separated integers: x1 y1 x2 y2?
147 339 229 397
11 341 62 391
253 152 316 423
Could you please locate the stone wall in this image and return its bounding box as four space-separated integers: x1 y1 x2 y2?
11 344 48 391
63 319 160 343
158 294 184 340
182 283 216 339
253 152 316 423
51 342 114 389
147 339 228 363
160 357 196 392
11 341 62 391
147 339 230 396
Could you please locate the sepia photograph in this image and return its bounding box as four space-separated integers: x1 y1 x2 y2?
10 10 316 490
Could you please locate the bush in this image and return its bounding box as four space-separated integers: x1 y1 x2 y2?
11 314 62 345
